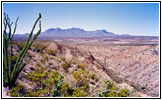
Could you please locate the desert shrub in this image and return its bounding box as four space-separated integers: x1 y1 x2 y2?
25 66 65 97
93 80 130 97
72 87 88 97
45 49 57 56
33 43 47 52
90 73 99 82
78 64 86 70
105 80 116 90
102 88 130 97
9 84 24 97
18 42 26 50
61 63 71 72
73 69 91 92
36 62 41 67
59 83 70 96
118 89 130 97
60 56 66 62
61 57 73 72
24 89 39 97
40 55 48 64
59 84 89 97
12 41 19 46
26 67 49 88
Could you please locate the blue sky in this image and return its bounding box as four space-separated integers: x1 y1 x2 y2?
3 3 159 36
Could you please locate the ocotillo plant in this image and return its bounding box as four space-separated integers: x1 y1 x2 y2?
3 13 42 88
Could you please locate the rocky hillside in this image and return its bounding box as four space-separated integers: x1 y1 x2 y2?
4 40 149 97
73 44 159 97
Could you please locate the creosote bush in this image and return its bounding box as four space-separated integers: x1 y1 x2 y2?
93 80 130 97
32 43 47 52
19 42 26 50
73 69 91 88
72 87 88 97
61 57 73 72
90 73 99 82
26 67 64 97
78 64 86 70
45 49 57 56
40 54 48 64
9 84 24 97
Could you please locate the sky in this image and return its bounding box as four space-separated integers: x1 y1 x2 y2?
3 3 159 36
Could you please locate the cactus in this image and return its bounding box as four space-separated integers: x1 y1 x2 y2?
3 13 42 88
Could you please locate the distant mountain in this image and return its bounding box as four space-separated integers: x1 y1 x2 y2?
25 33 30 35
40 27 115 38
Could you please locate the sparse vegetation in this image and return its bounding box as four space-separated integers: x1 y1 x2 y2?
93 80 130 97
105 68 124 83
61 57 73 72
26 67 64 97
40 54 48 64
90 73 99 82
19 42 26 50
78 64 86 70
8 54 130 97
33 43 47 52
45 49 57 56
9 84 24 97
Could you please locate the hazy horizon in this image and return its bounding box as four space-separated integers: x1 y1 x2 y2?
14 27 159 37
3 3 159 36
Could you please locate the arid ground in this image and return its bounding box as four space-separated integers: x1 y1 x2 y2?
55 36 159 97
4 36 159 97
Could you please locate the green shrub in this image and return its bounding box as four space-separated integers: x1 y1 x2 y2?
72 87 88 97
40 55 48 64
61 57 73 72
24 89 39 97
94 80 130 97
33 43 47 52
61 63 71 72
78 64 86 70
45 49 57 56
102 88 130 97
26 67 49 88
90 73 99 82
19 42 26 50
36 62 41 67
9 84 24 97
118 89 130 97
12 41 19 46
60 83 70 96
25 67 64 97
73 69 91 92
60 56 66 62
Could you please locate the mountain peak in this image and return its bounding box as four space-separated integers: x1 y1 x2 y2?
96 29 108 33
67 27 85 32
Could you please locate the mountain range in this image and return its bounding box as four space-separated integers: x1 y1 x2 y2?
40 27 115 38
